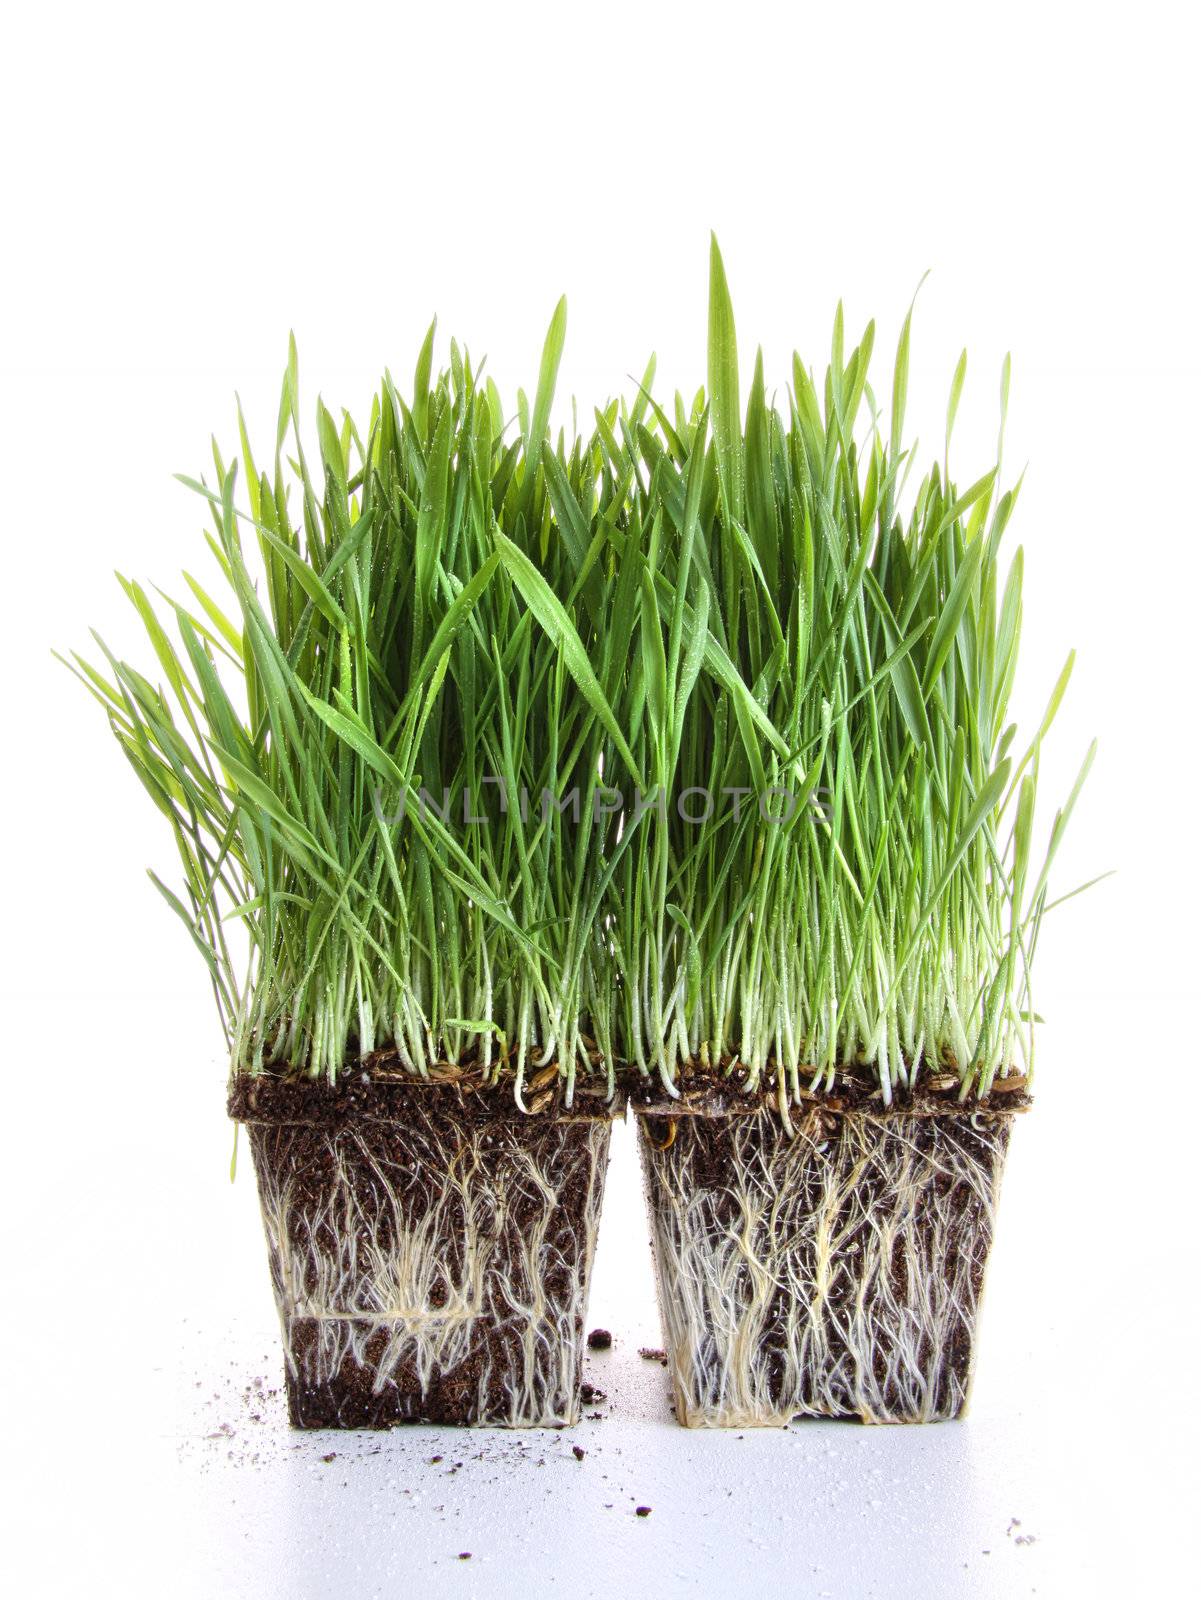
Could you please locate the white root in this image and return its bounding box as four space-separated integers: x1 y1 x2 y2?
638 1107 1012 1426
248 1111 611 1427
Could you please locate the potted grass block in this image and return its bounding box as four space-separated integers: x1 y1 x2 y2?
62 306 634 1427
613 240 1096 1425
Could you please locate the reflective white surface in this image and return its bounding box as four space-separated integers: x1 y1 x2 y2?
3 991 1191 1598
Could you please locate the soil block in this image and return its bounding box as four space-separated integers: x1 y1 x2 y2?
634 1086 1018 1426
229 1071 619 1428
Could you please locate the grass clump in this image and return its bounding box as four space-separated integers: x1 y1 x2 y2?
63 240 1093 1107
62 307 639 1100
600 239 1095 1102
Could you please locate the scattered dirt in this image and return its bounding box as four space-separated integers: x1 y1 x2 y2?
580 1383 606 1404
638 1347 667 1364
587 1328 613 1350
180 1315 1026 1574
174 1341 651 1571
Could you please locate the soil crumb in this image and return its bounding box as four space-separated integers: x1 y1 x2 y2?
587 1328 613 1350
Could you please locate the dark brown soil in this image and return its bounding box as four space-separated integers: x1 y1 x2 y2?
627 1059 1029 1120
229 1063 619 1127
233 1075 616 1428
586 1328 613 1350
639 1095 1014 1424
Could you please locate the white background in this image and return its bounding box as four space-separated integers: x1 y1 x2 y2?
2 2 1198 1595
